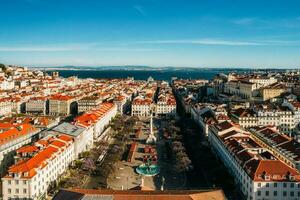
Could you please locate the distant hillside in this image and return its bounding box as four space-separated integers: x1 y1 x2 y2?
29 65 288 74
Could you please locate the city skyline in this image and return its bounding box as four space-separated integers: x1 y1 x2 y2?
1 0 300 68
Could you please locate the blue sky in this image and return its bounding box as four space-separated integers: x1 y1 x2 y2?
1 0 300 68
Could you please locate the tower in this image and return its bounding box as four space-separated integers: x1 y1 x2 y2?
52 71 59 78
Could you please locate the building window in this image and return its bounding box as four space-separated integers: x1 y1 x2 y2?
291 191 294 197
291 183 294 188
283 191 287 196
23 189 27 194
283 183 287 187
8 180 11 185
15 180 19 185
274 182 277 187
257 191 261 196
23 180 27 185
258 183 261 187
8 189 11 194
274 191 277 196
266 183 269 187
265 191 269 196
16 189 19 194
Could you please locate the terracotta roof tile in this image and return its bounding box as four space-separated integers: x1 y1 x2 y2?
0 124 37 145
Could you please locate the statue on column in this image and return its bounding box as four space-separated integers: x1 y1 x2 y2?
146 111 156 144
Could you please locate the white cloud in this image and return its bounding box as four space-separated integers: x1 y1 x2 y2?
94 48 157 52
231 17 300 29
2 38 300 53
0 43 94 52
138 39 262 46
138 38 300 46
0 47 81 52
0 44 157 52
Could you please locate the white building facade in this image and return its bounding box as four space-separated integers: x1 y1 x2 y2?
2 135 74 200
208 121 300 200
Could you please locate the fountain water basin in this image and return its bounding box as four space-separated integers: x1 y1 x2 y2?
136 164 160 176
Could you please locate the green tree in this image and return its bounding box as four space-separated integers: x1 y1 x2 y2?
0 63 5 70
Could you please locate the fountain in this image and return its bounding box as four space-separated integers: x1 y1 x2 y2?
136 111 160 176
136 155 160 176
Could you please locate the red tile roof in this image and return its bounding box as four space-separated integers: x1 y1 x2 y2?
224 135 300 182
8 146 58 178
50 94 73 101
29 96 48 101
17 145 39 154
75 103 115 127
132 98 152 105
253 160 300 182
57 135 73 142
50 140 67 148
0 124 37 145
5 135 73 179
54 189 226 200
215 121 234 131
114 95 126 101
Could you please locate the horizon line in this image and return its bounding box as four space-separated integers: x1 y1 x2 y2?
24 65 300 70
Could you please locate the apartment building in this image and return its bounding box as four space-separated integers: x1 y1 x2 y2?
191 103 228 136
52 122 93 158
230 108 258 128
14 79 28 89
260 83 287 101
256 104 294 136
10 97 24 114
131 83 157 117
77 95 102 113
154 84 176 116
0 80 14 91
248 76 277 87
192 108 216 136
113 95 129 115
230 103 295 136
75 103 117 139
26 97 48 115
283 100 300 135
49 94 76 116
172 79 208 114
224 80 259 99
0 99 12 117
0 124 40 175
131 97 153 117
2 135 74 200
208 121 300 200
156 94 176 116
248 126 300 171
